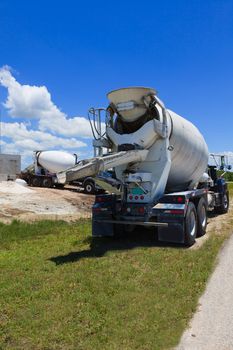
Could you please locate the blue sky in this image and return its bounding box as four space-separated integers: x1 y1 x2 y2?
0 0 233 168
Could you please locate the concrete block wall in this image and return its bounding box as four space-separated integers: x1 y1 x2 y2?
0 154 21 180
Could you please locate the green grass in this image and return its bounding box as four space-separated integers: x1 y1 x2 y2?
0 217 231 350
228 181 233 196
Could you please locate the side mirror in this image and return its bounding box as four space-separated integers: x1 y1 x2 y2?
228 165 232 170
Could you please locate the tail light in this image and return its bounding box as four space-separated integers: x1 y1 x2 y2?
165 209 184 215
138 207 145 214
177 196 184 203
95 195 112 203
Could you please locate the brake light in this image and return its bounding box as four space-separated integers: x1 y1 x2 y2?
96 196 112 203
170 209 184 214
138 207 145 214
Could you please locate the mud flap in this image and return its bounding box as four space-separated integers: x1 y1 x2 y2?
92 219 114 237
158 217 185 243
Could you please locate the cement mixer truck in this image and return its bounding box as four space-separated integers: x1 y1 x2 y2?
21 150 78 188
56 87 229 246
21 150 103 193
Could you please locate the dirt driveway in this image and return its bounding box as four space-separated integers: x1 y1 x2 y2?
0 181 94 223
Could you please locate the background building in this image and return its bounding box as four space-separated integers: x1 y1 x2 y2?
0 154 21 181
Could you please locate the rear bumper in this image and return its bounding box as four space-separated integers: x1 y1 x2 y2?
94 219 168 227
92 216 185 243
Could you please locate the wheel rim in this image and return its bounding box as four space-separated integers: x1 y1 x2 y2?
189 211 196 236
223 194 228 209
200 205 207 228
86 184 92 192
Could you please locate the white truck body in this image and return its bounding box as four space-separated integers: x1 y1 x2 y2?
56 86 228 245
58 87 208 201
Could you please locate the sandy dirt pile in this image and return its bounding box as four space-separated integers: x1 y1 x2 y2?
0 181 94 223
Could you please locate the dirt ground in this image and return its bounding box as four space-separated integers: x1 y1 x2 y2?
0 181 94 223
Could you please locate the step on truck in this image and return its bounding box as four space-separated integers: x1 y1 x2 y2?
56 87 230 246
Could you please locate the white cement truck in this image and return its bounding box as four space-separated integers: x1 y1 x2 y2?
21 150 78 188
21 150 103 193
56 87 229 245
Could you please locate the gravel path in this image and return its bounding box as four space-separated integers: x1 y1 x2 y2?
176 233 233 350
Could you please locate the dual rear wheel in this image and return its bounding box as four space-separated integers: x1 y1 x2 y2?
184 198 207 246
30 176 52 188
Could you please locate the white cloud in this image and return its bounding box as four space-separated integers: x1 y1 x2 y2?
0 122 89 169
0 65 93 138
39 115 94 138
0 119 89 169
0 66 55 119
1 122 87 149
0 65 97 168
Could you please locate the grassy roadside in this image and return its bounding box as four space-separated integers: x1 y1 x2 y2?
229 181 233 197
0 184 232 350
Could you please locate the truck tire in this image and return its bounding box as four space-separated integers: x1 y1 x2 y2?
196 197 207 237
184 202 197 246
84 180 95 194
31 177 41 187
214 192 229 214
42 178 52 188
